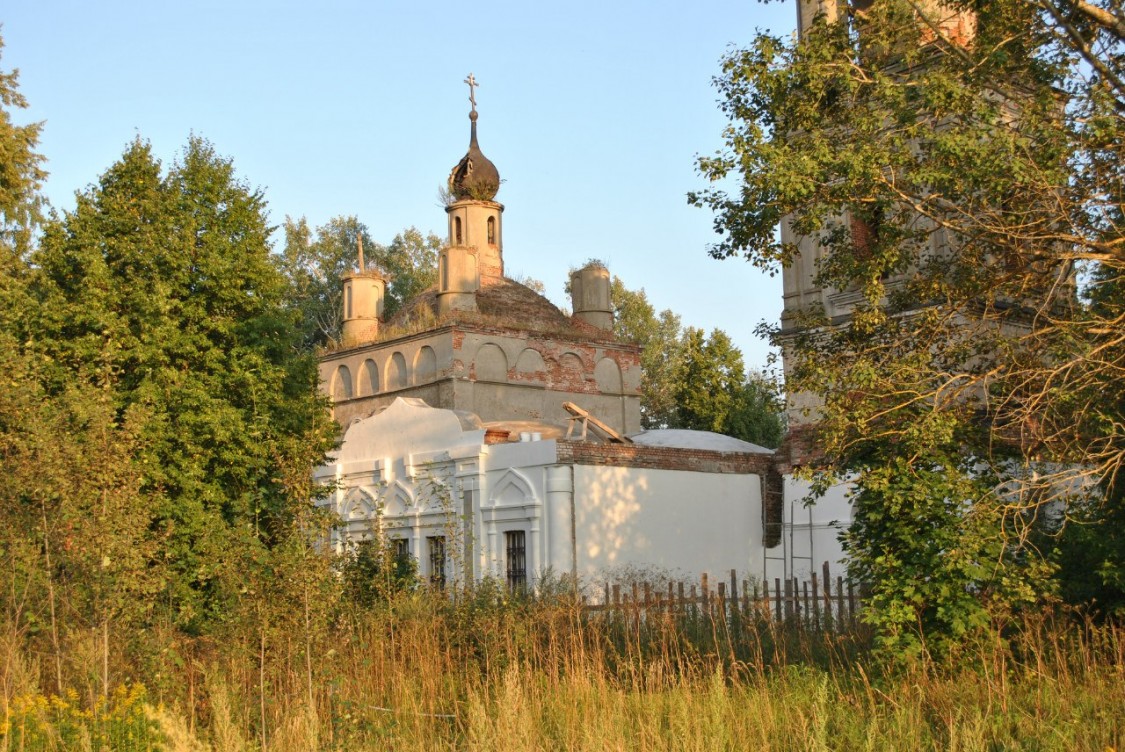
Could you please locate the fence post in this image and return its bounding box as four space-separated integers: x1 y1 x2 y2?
822 562 833 621
811 572 820 631
802 581 811 629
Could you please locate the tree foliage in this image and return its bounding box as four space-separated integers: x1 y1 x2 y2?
0 34 45 259
693 0 1125 651
611 276 785 447
611 276 685 429
0 33 154 693
378 227 441 316
279 217 440 349
29 137 338 632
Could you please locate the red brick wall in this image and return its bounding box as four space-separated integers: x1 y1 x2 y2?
557 441 774 476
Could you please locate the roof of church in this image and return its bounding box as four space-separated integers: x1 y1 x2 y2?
388 277 616 341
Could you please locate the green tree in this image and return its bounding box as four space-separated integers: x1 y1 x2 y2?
31 137 337 632
373 227 440 317
0 34 157 694
0 32 45 260
676 327 745 434
724 372 786 449
610 276 684 429
0 47 165 692
692 0 1123 653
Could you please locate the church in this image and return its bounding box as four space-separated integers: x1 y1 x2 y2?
313 69 851 592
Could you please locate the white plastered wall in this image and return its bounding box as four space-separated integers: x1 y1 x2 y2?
571 465 762 585
768 476 852 584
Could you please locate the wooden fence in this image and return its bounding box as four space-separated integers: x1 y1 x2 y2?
584 561 858 629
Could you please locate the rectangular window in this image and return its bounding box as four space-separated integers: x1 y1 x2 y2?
505 530 527 591
392 537 410 563
428 535 447 590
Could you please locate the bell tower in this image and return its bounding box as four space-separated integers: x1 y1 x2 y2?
781 0 976 428
446 73 505 283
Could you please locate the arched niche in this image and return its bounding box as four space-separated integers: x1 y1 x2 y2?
341 488 376 522
559 352 584 372
414 346 437 384
551 352 585 390
488 469 537 508
388 352 409 389
594 357 623 393
341 488 377 540
332 365 353 401
383 481 413 517
418 478 454 514
514 347 546 378
359 359 379 396
473 342 508 382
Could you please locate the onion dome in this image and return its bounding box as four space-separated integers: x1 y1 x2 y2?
449 109 500 201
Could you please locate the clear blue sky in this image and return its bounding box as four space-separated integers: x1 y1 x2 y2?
5 0 796 370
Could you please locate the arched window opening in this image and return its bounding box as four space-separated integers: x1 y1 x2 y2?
344 283 353 319
487 216 496 245
454 217 463 245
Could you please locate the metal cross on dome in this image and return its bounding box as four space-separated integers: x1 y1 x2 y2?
464 73 478 112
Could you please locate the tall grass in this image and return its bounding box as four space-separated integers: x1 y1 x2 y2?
3 587 1122 750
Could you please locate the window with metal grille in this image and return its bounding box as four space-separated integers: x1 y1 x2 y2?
428 535 446 589
392 537 410 563
505 530 526 591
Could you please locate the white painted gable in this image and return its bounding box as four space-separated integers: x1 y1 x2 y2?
335 397 486 463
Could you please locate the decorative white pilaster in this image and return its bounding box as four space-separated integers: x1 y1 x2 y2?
546 464 575 579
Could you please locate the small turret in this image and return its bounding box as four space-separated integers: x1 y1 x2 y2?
438 244 479 315
341 236 386 346
570 263 613 331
